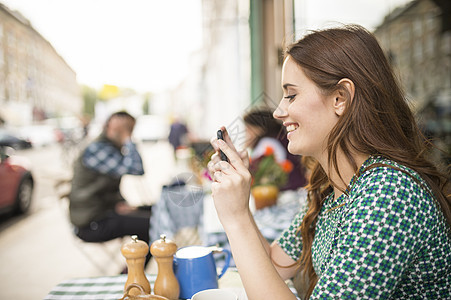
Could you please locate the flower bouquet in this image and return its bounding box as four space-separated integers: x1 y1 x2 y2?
249 146 293 209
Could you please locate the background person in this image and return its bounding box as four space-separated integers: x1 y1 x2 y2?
168 116 189 156
209 25 450 299
243 108 307 191
69 111 152 265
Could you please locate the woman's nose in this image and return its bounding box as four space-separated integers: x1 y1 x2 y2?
273 100 288 120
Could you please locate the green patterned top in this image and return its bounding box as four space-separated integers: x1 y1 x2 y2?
277 156 451 299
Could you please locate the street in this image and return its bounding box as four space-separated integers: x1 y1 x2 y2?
0 140 178 299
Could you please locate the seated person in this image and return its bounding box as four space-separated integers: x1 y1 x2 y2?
244 109 307 191
68 111 151 265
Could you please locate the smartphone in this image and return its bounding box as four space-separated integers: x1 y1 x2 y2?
216 129 229 162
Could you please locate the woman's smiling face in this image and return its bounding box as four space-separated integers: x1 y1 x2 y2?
274 56 340 158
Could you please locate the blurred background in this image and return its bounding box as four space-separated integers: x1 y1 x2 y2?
0 0 449 299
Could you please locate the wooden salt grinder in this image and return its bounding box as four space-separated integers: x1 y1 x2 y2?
121 235 151 296
150 234 179 300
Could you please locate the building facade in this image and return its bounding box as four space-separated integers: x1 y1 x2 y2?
250 0 295 109
0 4 82 126
374 0 451 158
164 0 252 141
187 0 295 140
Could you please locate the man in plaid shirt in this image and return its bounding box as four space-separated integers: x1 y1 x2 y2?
69 111 151 265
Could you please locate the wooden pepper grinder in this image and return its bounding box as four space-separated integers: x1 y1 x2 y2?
121 235 151 296
150 234 179 300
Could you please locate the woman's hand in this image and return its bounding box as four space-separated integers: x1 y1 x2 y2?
210 126 249 168
208 127 252 224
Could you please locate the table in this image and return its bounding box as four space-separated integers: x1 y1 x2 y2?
44 270 247 300
44 274 138 299
44 270 300 299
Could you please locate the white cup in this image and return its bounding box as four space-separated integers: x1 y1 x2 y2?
191 289 238 300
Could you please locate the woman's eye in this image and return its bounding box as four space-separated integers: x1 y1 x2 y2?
284 94 296 102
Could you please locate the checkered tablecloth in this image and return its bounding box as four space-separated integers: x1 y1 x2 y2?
44 272 300 300
44 274 155 300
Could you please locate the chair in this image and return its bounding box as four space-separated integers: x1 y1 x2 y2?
54 178 125 274
149 181 204 248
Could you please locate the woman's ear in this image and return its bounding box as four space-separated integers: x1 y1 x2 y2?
333 78 355 116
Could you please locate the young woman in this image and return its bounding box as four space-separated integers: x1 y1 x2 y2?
208 25 450 299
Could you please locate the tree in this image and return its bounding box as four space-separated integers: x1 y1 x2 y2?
142 92 152 115
82 85 98 118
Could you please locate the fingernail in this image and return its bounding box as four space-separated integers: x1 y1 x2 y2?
217 139 225 146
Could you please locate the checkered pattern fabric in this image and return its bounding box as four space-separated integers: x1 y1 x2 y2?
83 140 144 178
44 274 155 300
254 189 307 243
149 184 204 243
277 156 451 299
44 272 300 299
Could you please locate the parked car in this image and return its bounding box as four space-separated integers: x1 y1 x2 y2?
0 146 34 215
0 128 32 150
18 124 58 147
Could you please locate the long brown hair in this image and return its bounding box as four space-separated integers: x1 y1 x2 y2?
286 25 450 297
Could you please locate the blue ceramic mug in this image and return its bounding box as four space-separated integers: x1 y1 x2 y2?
173 245 231 299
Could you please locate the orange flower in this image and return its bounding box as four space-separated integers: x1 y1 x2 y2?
264 146 274 156
280 160 293 173
249 147 289 188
